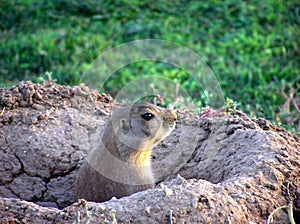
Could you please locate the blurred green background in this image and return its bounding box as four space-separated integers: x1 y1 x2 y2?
0 0 299 133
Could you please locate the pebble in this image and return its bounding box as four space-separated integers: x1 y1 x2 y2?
191 197 198 208
145 206 151 214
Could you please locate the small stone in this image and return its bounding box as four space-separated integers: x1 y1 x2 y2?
118 205 124 212
160 183 173 196
246 197 256 204
229 193 245 199
145 206 151 214
191 197 198 208
95 204 106 211
165 188 173 196
110 197 118 201
175 174 187 184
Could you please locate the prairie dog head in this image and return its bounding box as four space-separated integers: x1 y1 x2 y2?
112 102 177 150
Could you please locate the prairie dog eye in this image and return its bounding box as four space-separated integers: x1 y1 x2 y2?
141 113 155 121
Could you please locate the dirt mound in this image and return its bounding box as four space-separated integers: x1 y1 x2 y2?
0 81 299 223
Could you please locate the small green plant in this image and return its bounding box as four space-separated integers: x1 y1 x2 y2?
267 182 296 224
110 209 117 224
76 199 91 224
36 71 57 84
199 97 253 120
224 98 240 115
223 98 250 120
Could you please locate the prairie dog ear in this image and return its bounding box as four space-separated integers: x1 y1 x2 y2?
120 118 130 133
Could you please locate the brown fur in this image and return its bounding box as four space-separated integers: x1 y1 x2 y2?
75 102 177 202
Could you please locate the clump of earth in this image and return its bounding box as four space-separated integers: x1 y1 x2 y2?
0 81 299 223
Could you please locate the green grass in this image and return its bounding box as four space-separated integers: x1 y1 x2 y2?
0 0 299 133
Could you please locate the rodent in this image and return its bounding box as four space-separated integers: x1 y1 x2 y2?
75 102 177 202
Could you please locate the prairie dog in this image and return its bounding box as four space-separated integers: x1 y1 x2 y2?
75 102 177 202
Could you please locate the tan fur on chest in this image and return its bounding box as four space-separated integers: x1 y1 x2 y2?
129 149 152 166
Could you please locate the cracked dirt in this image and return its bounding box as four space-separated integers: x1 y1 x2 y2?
0 81 112 208
0 81 299 223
